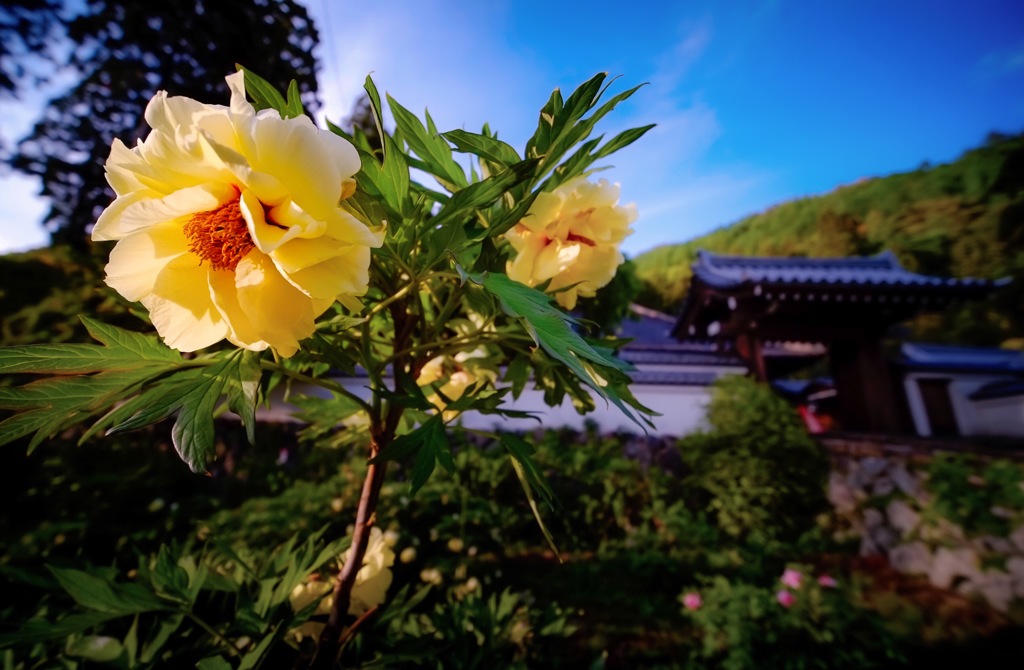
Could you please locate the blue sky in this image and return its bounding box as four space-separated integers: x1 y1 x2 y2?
2 0 1022 256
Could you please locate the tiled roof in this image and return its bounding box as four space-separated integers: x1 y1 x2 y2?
899 342 1024 373
628 370 720 386
691 250 1008 290
621 349 745 367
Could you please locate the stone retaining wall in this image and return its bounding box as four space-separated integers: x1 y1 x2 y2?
821 435 1024 612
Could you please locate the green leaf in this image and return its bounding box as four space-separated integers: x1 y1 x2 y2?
540 83 646 185
284 79 305 119
238 66 288 115
226 350 262 445
371 416 451 495
591 124 656 162
359 77 411 216
388 95 467 189
362 75 387 151
504 353 531 398
197 657 233 670
99 351 261 472
443 129 522 168
150 546 190 603
140 613 184 663
0 319 188 450
48 566 170 615
0 612 123 646
431 159 540 229
64 635 124 662
238 625 280 670
468 271 653 429
526 85 566 159
0 317 179 374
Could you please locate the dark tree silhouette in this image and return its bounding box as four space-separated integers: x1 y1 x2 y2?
7 0 321 247
0 0 60 97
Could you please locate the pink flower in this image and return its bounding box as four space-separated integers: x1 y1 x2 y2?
780 568 803 590
682 592 702 611
817 574 837 588
776 589 796 608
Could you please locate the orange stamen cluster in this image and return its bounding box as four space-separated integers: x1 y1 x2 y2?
183 197 255 271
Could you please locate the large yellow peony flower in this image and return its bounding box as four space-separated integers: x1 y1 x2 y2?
505 177 636 310
92 72 384 357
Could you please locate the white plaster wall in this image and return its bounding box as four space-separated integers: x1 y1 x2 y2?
453 383 714 436
903 372 1024 438
264 377 718 437
969 396 1024 438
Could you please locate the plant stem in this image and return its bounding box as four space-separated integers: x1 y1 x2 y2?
309 446 388 669
309 301 413 669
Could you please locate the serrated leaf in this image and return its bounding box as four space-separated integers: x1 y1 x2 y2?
0 318 188 450
469 271 653 429
443 129 522 168
370 416 450 495
101 351 261 472
0 317 178 375
388 95 467 189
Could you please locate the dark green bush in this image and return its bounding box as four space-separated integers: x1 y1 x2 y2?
678 375 830 550
926 453 1024 536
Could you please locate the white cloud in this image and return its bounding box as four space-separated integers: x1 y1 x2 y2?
310 1 542 145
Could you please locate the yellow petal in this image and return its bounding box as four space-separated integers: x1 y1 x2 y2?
277 245 371 300
248 112 357 220
94 182 236 240
239 189 309 254
324 208 386 247
146 264 229 352
207 265 270 352
532 240 580 282
104 222 190 302
234 253 318 357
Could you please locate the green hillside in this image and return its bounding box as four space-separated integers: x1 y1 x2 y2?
633 132 1024 346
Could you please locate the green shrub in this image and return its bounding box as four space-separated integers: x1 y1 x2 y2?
681 566 904 670
678 376 829 549
926 453 1024 536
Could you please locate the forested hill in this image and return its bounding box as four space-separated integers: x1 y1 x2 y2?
632 131 1024 346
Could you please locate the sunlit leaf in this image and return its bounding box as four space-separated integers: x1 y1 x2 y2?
467 271 654 429
388 95 467 190
443 129 521 168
